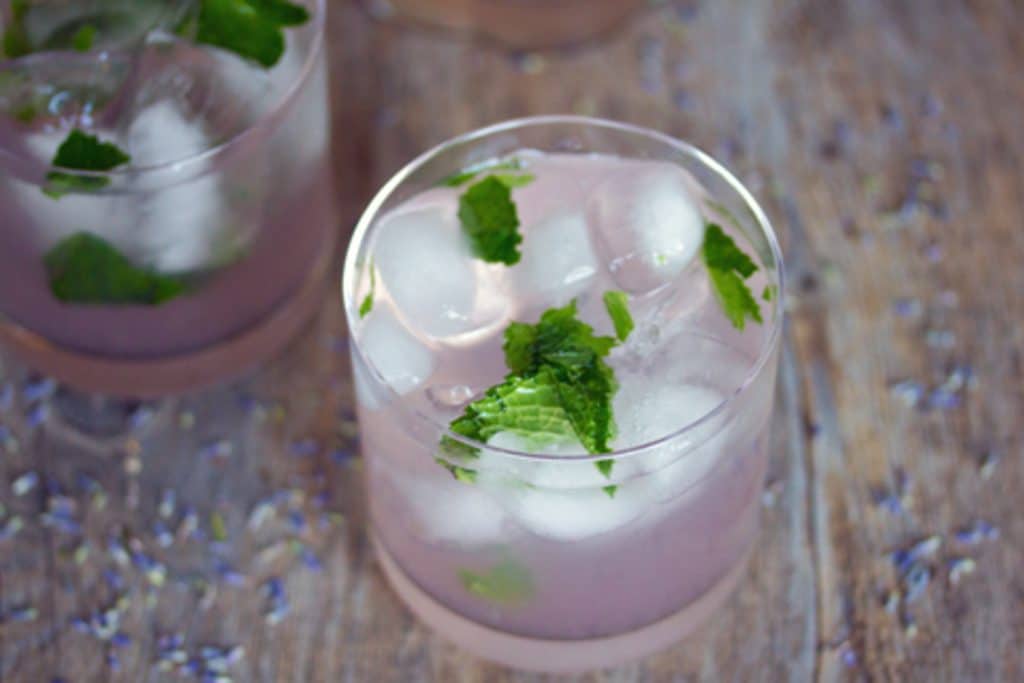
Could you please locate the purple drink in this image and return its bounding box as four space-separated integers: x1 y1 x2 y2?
0 0 335 397
344 118 784 671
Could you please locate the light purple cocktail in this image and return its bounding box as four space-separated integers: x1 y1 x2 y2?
0 0 334 398
344 118 784 671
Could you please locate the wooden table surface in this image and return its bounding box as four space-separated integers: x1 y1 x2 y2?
2 1 1023 680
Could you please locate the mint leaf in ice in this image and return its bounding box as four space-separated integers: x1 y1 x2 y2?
459 559 533 605
441 159 523 187
2 0 30 58
45 233 185 305
193 0 310 69
702 223 763 330
441 300 620 466
602 290 634 342
71 24 97 52
44 130 131 199
440 370 578 460
458 175 522 266
358 260 376 318
491 172 535 189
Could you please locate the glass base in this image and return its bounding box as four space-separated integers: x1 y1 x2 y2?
372 535 750 673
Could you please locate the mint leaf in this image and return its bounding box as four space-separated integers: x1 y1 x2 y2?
492 173 535 189
440 370 578 459
435 458 478 484
441 159 522 187
458 176 523 266
762 284 776 302
44 130 131 199
2 0 30 58
194 0 310 69
602 290 634 342
358 261 376 318
71 24 96 51
45 233 185 305
702 223 762 330
459 559 533 605
443 301 620 472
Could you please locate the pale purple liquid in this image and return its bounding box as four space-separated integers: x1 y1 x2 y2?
0 32 335 363
353 152 777 642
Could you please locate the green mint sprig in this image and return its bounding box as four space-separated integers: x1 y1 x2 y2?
192 0 310 68
602 290 634 342
358 260 376 318
71 24 97 52
458 175 523 266
44 130 131 199
2 0 30 58
440 297 634 486
702 223 763 330
45 232 186 305
459 558 533 606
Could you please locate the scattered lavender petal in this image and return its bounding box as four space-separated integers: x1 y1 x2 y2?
979 451 1000 479
12 470 39 496
954 520 999 545
840 644 858 668
26 401 50 427
0 382 12 410
198 439 234 460
215 562 246 587
7 605 39 622
329 448 355 464
104 569 125 590
928 388 961 411
892 298 923 318
153 520 174 547
883 589 901 614
110 632 131 648
890 535 942 574
888 379 925 407
300 546 323 571
0 515 24 540
903 563 931 603
22 377 57 403
158 488 176 519
948 557 977 585
288 510 306 533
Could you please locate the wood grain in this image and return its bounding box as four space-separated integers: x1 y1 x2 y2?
2 0 1023 680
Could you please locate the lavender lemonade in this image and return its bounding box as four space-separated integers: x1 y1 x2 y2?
0 0 334 397
344 118 783 671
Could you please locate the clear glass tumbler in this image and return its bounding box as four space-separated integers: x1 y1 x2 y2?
0 0 336 401
343 117 784 671
380 0 648 49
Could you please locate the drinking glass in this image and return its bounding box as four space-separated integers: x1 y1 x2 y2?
0 0 336 437
343 117 784 671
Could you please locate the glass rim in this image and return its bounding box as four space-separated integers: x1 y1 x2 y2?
342 115 786 464
0 0 326 179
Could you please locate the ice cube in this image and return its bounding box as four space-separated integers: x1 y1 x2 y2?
478 432 643 541
358 305 437 396
373 197 507 339
393 472 508 545
612 370 727 502
484 481 645 542
587 162 707 294
127 100 228 273
507 211 598 307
